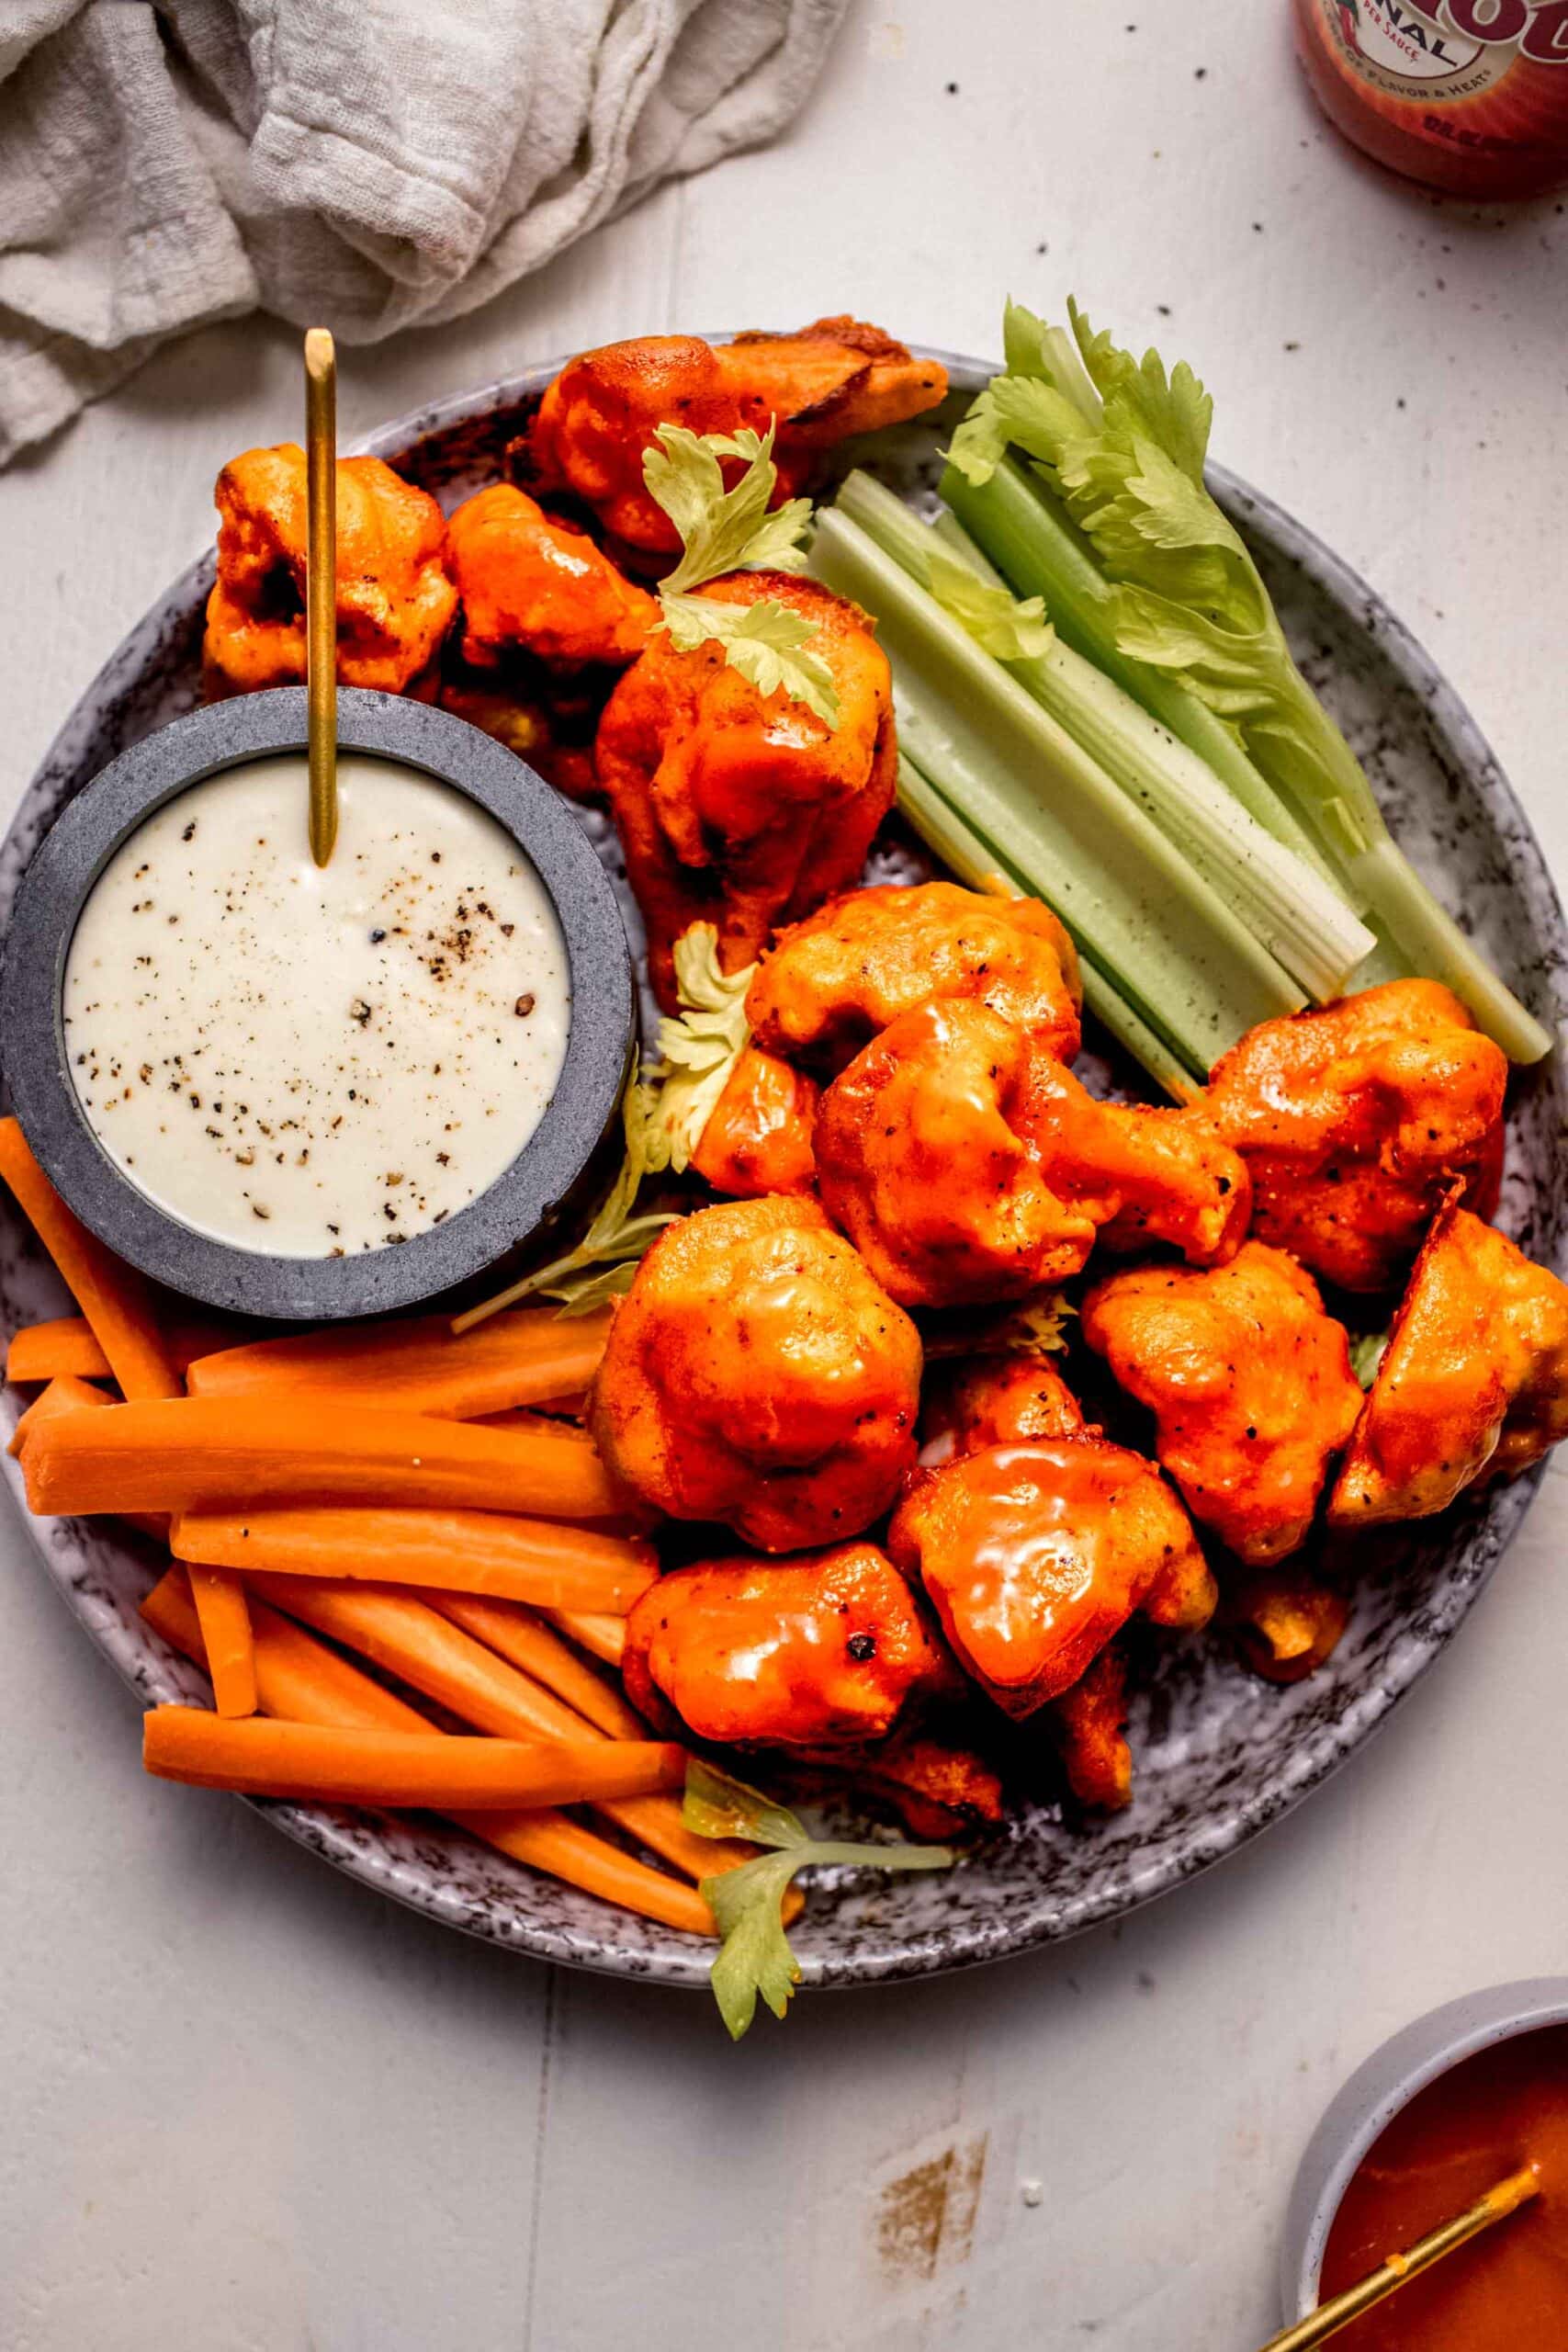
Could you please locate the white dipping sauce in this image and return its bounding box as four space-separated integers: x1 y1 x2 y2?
63 752 570 1256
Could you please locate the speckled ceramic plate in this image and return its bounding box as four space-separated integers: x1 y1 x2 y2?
3 352 1564 1990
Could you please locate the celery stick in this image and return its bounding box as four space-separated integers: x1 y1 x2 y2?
809 508 1303 1076
1345 834 1556 1064
951 434 1549 1060
838 473 1375 1002
940 456 1346 890
931 510 1009 585
895 755 1201 1102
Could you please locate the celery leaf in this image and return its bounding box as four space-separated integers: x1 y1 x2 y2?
685 1756 808 1853
927 548 1054 662
539 1257 643 1316
643 421 812 594
1066 298 1212 482
450 1082 677 1331
955 300 1383 859
683 1758 954 2040
999 1289 1077 1357
947 371 1087 488
705 1852 807 2039
660 592 840 729
645 924 756 1173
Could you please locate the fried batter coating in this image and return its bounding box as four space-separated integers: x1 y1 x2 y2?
816 1001 1249 1309
529 321 948 556
689 1046 818 1199
1204 980 1507 1294
817 1002 1096 1308
622 1542 941 1747
1082 1241 1362 1567
203 445 457 697
595 573 897 1009
1230 1566 1350 1683
1050 1647 1133 1811
1021 1063 1251 1270
437 679 602 800
746 880 1082 1071
887 1439 1214 1716
589 1195 921 1552
1328 1200 1568 1525
796 1731 1006 1839
446 484 656 672
919 1353 1088 1462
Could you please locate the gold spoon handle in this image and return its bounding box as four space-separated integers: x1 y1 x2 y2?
304 326 338 868
1258 2165 1539 2351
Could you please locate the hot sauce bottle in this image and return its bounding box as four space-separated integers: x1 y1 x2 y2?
1293 0 1568 196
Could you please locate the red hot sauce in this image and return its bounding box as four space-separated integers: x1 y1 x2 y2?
1318 2024 1568 2347
1293 0 1568 197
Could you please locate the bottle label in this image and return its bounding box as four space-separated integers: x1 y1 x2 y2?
1314 0 1568 101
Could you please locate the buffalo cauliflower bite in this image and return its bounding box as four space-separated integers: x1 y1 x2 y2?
1329 1198 1568 1525
528 321 948 558
622 1543 942 1748
445 483 656 672
594 573 897 1010
815 1001 1250 1309
745 880 1082 1072
1050 1647 1134 1812
689 1046 819 1200
434 678 602 801
1082 1240 1363 1567
1204 979 1506 1294
887 1439 1215 1717
589 1195 921 1553
818 1731 1006 1839
1229 1566 1351 1684
203 446 457 697
919 1353 1088 1463
816 1001 1097 1308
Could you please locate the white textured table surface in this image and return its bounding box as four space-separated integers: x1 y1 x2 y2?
3 6 1566 2347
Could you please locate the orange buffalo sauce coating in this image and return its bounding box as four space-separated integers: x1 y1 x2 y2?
1318 2026 1568 2347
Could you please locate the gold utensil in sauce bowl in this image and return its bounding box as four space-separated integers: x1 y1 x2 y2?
1259 2165 1539 2349
304 326 339 871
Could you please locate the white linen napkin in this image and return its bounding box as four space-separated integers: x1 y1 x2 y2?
0 0 850 465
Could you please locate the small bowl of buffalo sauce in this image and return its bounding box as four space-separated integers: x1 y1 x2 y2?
1283 1979 1568 2348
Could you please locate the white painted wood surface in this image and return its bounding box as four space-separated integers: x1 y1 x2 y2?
2 6 1565 2345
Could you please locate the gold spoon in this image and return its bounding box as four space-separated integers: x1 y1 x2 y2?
1257 2163 1540 2350
304 326 338 867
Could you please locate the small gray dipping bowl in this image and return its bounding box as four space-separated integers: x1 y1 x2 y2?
1280 1976 1568 2324
0 686 632 1320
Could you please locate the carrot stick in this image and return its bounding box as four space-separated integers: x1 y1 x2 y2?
4 1374 168 1539
247 1576 760 1886
141 1568 715 1936
186 1307 613 1419
169 1505 655 1612
0 1117 181 1400
7 1372 109 1459
547 1608 626 1667
186 1564 257 1718
143 1567 429 1729
19 1395 622 1521
6 1320 111 1384
142 1706 683 1808
480 1398 589 1428
6 1314 243 1386
246 1576 623 1744
425 1593 647 1737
